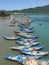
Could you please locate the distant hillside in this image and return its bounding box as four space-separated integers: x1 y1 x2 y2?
0 5 49 16
19 5 49 14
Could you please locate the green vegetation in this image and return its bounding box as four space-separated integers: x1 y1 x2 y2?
0 5 49 17
19 5 49 14
0 10 10 17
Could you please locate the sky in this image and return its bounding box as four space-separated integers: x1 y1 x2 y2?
0 0 49 10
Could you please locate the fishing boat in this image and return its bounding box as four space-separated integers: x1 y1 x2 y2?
23 57 49 65
18 24 33 30
21 50 49 56
18 25 34 33
3 55 42 63
3 36 19 40
16 41 33 47
10 45 30 50
17 37 38 42
15 32 38 39
10 45 43 51
15 39 39 46
17 24 27 28
20 28 34 33
21 45 43 51
14 31 32 34
14 28 34 33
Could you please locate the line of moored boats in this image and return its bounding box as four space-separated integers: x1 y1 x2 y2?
3 21 49 65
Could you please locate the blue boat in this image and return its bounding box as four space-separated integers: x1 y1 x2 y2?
10 45 43 51
16 41 39 46
15 32 38 39
15 39 39 46
17 37 38 42
10 45 30 50
17 24 28 29
14 28 34 33
21 50 49 56
3 55 42 63
19 27 34 33
3 36 19 40
18 24 33 31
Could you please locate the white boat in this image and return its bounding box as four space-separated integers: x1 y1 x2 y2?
23 58 49 65
16 39 39 46
3 36 19 40
15 32 38 39
10 45 30 50
3 55 42 63
10 45 43 51
21 50 49 56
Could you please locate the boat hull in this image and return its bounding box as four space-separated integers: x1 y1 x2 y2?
3 36 18 40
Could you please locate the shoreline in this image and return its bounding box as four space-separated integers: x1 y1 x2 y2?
0 16 10 19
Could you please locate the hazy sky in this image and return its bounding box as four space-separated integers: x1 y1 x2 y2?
0 0 49 10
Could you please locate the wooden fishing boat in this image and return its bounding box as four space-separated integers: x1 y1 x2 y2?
23 58 49 65
3 36 19 40
14 29 34 33
3 55 42 63
18 24 33 31
15 40 39 46
19 26 34 33
10 45 43 51
21 50 49 56
15 32 38 39
17 37 38 42
10 45 30 50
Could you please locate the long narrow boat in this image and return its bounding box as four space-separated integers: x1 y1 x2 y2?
10 45 43 51
3 55 42 63
10 45 30 50
20 27 34 33
17 24 27 29
18 24 33 30
3 36 19 40
17 25 34 33
21 50 49 56
17 37 38 42
22 58 49 65
15 32 38 39
14 29 34 33
15 40 39 46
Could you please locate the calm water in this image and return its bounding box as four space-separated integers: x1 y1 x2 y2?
0 15 49 65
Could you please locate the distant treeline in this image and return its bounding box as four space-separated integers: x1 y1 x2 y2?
0 5 49 17
19 5 49 14
0 10 10 17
